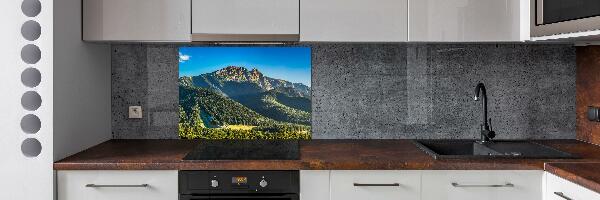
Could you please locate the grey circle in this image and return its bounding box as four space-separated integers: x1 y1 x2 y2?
21 114 41 134
21 0 41 17
21 68 41 87
21 138 42 157
21 44 41 64
21 91 42 111
21 20 41 41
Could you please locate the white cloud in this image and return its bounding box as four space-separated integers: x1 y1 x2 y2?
179 52 191 63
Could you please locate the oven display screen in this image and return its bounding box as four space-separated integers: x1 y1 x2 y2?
232 177 248 185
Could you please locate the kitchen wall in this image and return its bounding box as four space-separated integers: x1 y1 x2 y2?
576 46 600 145
54 0 111 160
112 44 576 139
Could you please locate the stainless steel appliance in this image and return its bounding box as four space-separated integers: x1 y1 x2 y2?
532 0 600 37
179 171 299 200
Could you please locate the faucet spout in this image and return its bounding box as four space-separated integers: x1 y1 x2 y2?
474 83 495 142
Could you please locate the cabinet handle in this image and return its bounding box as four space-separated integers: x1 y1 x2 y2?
451 182 514 188
85 184 149 188
553 192 573 200
353 183 400 187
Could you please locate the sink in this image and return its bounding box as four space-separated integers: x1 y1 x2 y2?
413 140 577 160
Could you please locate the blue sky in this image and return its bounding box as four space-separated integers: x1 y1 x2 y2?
179 47 311 86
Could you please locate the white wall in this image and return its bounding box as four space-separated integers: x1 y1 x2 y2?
53 0 112 161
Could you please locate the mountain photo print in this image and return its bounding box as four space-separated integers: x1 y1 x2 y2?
178 47 311 140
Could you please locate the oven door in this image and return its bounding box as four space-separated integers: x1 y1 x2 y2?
180 194 299 200
532 0 600 37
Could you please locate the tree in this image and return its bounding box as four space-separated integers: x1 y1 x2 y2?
190 102 205 128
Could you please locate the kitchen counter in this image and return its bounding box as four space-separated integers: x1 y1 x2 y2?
545 162 600 194
54 139 600 170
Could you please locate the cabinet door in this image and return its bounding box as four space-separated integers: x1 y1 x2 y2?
409 0 529 42
421 170 543 200
82 0 191 41
300 170 330 200
300 0 408 42
191 0 299 40
57 170 178 200
330 170 420 200
545 172 600 200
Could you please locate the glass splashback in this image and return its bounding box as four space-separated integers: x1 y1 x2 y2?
178 47 311 140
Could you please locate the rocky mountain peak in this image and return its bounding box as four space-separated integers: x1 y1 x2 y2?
249 68 263 82
189 66 310 98
215 66 249 81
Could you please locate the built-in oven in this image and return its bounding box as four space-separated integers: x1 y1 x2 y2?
179 171 299 200
532 0 600 37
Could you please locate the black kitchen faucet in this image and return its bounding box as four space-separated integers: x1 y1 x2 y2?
474 82 495 143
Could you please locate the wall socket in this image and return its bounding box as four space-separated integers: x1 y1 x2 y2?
128 106 143 119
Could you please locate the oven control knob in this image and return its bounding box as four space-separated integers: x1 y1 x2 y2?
210 180 219 188
259 179 268 188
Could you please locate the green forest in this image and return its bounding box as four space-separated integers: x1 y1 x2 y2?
178 85 311 140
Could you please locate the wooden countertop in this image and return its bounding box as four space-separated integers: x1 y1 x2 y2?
54 139 600 170
545 162 600 194
54 139 600 194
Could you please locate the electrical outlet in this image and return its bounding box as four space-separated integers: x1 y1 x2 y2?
129 106 143 119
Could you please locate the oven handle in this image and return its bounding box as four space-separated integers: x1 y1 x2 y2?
180 194 298 200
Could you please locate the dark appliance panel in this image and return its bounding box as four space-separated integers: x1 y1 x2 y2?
538 0 600 25
180 194 298 200
179 171 299 200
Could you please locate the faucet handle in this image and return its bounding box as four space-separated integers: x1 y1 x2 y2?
488 118 496 139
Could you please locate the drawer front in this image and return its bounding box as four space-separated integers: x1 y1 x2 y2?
545 173 600 200
330 170 420 200
57 170 178 200
422 170 543 200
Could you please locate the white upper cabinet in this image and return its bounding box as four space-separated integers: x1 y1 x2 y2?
409 0 530 42
300 0 408 42
82 0 191 42
80 0 533 42
191 0 300 41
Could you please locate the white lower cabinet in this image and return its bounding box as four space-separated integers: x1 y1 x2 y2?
545 172 600 200
57 170 178 200
421 170 543 200
330 170 421 200
57 170 600 200
301 170 331 200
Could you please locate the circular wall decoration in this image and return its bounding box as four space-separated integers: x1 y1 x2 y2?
21 68 41 88
20 114 41 134
21 44 41 64
21 91 42 111
21 20 41 41
21 0 41 17
20 0 44 160
21 138 42 157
